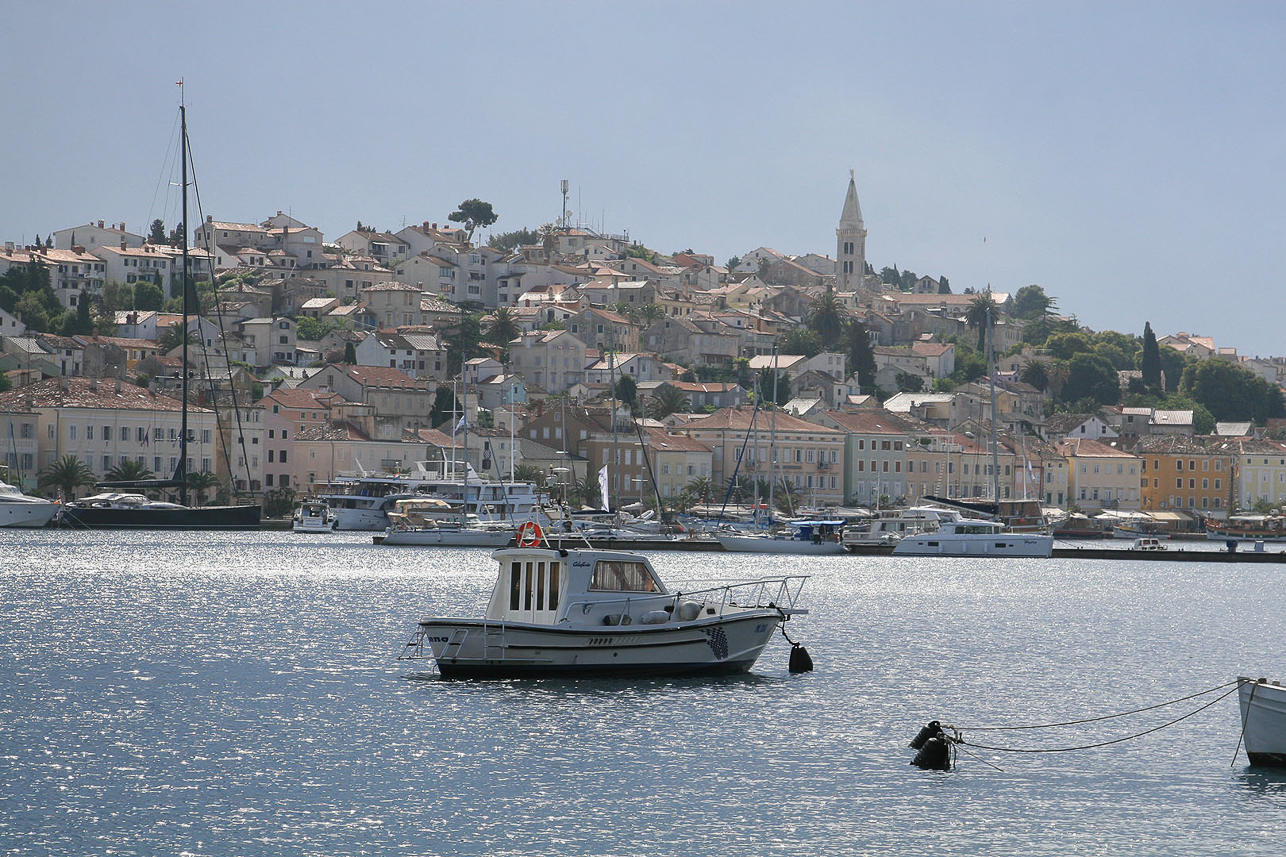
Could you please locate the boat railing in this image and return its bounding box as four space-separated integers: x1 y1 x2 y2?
563 575 809 623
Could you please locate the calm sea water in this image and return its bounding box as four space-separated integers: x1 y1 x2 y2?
2 529 1284 856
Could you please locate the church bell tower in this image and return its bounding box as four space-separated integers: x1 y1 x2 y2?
836 171 867 292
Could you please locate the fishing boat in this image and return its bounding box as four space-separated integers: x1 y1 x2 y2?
0 479 58 528
1207 514 1286 542
400 523 808 678
1237 677 1286 766
716 519 848 554
292 500 337 533
891 506 1053 557
59 89 260 531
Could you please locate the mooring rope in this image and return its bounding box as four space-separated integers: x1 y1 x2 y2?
956 680 1239 731
1231 679 1255 767
957 683 1242 754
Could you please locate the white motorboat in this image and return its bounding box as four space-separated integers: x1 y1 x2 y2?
891 507 1053 557
0 480 58 528
715 520 847 555
376 497 515 547
842 506 944 547
292 500 338 533
1237 677 1286 766
319 460 541 531
401 532 808 678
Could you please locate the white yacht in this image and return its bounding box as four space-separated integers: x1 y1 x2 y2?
376 498 514 547
890 507 1053 557
842 506 947 547
319 459 541 531
292 500 338 533
0 480 58 528
400 540 808 678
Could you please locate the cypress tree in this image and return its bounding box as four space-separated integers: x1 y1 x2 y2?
1140 322 1161 390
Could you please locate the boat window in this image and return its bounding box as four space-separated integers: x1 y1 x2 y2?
524 562 534 610
549 562 560 610
591 560 657 592
509 562 521 610
536 561 546 611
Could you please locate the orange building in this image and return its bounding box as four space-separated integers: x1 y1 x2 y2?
1136 435 1234 514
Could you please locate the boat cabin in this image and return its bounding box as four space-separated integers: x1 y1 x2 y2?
483 547 674 627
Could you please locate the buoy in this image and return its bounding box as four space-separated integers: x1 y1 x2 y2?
909 720 942 750
911 735 952 770
788 643 813 673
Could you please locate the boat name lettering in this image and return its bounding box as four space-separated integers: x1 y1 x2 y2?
571 560 592 568
426 636 450 643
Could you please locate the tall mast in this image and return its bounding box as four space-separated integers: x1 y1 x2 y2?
987 301 1000 504
767 342 779 526
607 326 620 518
179 96 190 507
460 304 469 525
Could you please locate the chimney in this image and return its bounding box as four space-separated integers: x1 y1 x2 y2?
120 222 125 233
98 220 104 229
423 221 429 231
207 214 213 223
115 378 122 393
121 241 127 251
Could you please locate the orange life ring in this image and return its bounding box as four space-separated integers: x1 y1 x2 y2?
517 520 544 547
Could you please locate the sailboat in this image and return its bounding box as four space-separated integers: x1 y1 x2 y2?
377 307 515 547
715 347 847 555
59 89 260 530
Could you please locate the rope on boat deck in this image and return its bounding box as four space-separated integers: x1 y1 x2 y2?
952 681 1241 754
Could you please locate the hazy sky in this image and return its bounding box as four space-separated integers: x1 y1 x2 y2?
3 3 1283 356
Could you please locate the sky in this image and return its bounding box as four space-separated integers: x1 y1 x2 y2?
2 2 1283 356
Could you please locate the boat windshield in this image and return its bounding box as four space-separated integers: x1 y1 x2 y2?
590 560 658 592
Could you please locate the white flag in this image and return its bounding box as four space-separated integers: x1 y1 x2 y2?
598 465 611 513
453 415 465 434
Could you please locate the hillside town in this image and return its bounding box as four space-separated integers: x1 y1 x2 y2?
3 175 1285 527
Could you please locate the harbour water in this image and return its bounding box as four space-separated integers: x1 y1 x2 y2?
2 529 1284 856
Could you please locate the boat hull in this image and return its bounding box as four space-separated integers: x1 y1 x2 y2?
419 612 783 679
1209 530 1286 543
1239 677 1286 766
379 528 513 547
293 521 337 533
715 534 847 554
0 502 58 528
893 534 1054 557
59 504 261 530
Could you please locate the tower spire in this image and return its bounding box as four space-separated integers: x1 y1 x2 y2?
836 172 867 292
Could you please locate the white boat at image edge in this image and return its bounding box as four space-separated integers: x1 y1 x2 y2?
890 506 1053 557
1238 677 1286 766
715 519 848 554
292 500 338 533
401 542 808 678
0 480 58 528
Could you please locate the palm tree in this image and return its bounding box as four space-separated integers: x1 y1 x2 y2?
513 464 546 487
185 470 220 506
105 458 154 483
1045 359 1071 403
966 293 1000 353
646 387 691 419
685 475 714 505
38 455 96 500
486 306 522 346
158 322 198 353
806 288 850 347
1020 359 1049 392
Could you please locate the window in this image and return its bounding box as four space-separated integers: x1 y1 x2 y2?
591 560 656 592
69 425 78 440
86 426 94 440
268 450 274 463
280 450 288 463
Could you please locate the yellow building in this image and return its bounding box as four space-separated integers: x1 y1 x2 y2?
1136 435 1233 514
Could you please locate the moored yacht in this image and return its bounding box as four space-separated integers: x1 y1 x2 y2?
0 480 58 528
890 507 1053 557
292 500 338 533
400 533 808 678
319 459 540 531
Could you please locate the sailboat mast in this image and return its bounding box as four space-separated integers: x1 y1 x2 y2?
179 100 190 507
767 343 778 524
987 303 1000 504
460 305 468 524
